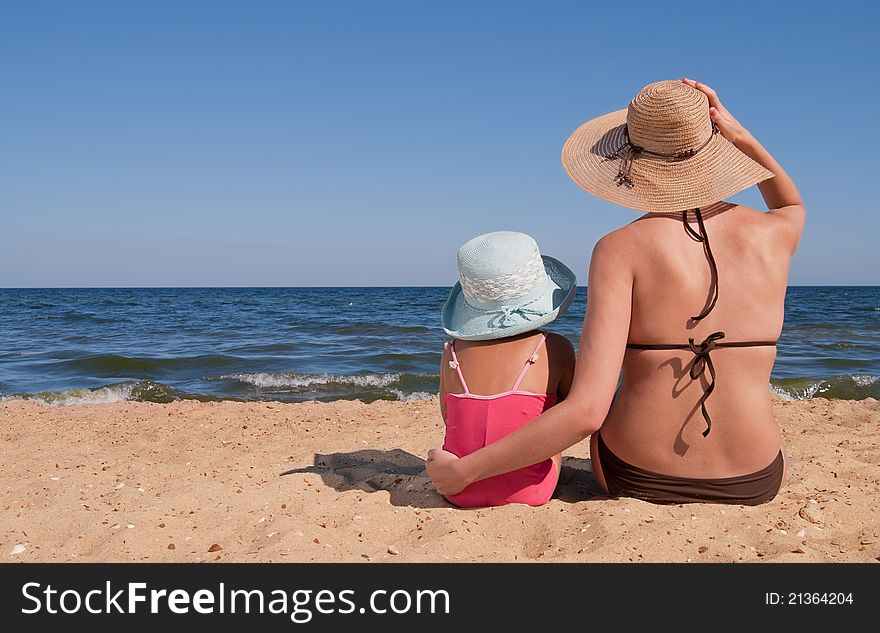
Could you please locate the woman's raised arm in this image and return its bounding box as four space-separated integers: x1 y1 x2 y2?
683 78 806 251
426 234 634 496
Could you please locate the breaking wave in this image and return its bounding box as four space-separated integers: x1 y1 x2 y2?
218 372 403 389
770 375 879 401
0 380 189 405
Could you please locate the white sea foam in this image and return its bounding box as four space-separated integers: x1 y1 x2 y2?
852 375 879 387
391 389 434 402
221 372 402 389
219 372 437 401
768 385 795 401
769 382 824 401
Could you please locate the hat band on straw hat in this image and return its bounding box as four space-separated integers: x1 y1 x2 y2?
604 121 720 189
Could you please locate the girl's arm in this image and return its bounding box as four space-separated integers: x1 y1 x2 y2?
427 235 633 495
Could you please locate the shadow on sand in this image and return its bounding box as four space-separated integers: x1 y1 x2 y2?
282 449 605 508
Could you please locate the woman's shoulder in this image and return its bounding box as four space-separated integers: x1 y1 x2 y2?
715 203 804 255
595 216 663 254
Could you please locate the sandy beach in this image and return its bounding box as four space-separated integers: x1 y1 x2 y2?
1 395 878 563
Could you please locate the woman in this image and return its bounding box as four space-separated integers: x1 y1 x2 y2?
427 78 805 505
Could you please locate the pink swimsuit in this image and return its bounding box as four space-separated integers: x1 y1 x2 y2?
443 333 559 507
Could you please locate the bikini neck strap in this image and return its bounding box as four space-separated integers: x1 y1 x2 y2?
683 207 719 322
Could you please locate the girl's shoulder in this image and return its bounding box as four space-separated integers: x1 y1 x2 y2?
543 331 574 349
543 332 576 367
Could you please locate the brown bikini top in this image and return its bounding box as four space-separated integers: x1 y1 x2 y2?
626 208 778 437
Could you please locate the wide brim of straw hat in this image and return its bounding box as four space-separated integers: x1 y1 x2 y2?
561 108 775 213
442 256 577 341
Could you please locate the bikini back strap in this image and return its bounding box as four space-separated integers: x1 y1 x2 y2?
627 333 777 437
448 340 470 394
684 208 719 323
511 333 547 391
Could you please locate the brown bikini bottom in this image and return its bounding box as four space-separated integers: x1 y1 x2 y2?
597 433 783 506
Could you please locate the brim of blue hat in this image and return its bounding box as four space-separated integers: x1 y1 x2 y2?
441 255 577 341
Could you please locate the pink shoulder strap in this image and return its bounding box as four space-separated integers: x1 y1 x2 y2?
448 340 470 394
511 333 547 390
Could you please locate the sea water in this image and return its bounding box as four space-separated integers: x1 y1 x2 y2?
1 287 877 404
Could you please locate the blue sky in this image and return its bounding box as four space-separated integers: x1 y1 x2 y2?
1 0 877 286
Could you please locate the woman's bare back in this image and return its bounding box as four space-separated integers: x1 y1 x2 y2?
597 202 794 478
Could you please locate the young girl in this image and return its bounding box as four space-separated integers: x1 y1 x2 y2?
437 231 577 507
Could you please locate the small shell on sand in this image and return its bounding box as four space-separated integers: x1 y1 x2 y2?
799 500 824 524
208 543 223 552
10 544 26 555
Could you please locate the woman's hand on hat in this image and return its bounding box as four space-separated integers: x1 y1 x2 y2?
682 78 754 148
425 447 468 496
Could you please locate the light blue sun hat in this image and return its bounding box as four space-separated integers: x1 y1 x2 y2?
442 231 577 341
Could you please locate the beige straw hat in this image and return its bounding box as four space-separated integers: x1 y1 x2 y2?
561 80 774 213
